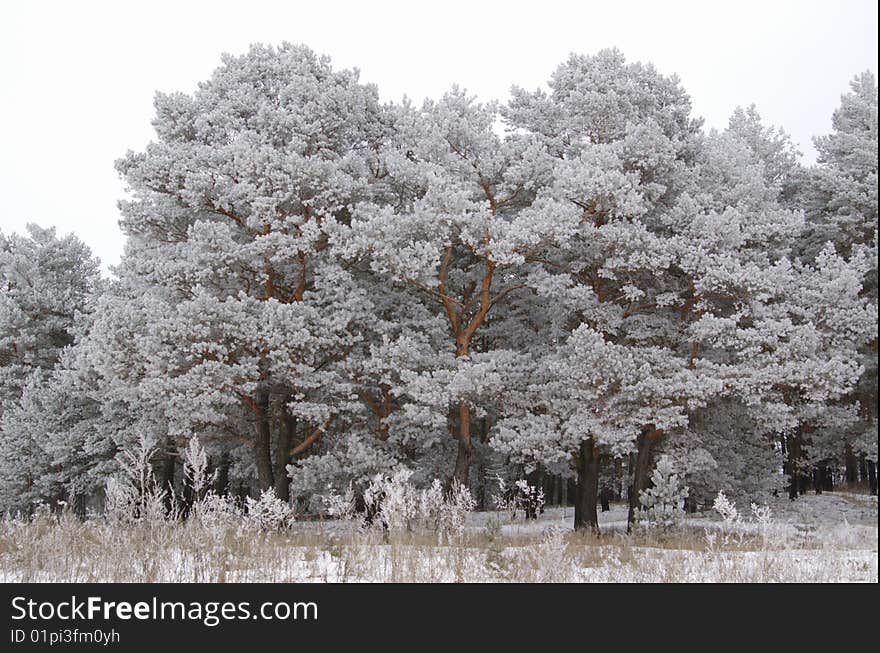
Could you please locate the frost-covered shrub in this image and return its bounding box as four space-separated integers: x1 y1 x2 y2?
449 480 478 524
103 437 170 526
421 479 475 535
360 468 475 537
750 501 776 545
180 438 244 534
492 476 545 521
639 456 689 528
192 493 243 534
750 502 772 525
183 438 215 503
709 491 781 548
244 489 294 531
712 491 740 524
320 483 358 520
528 526 572 582
366 469 412 531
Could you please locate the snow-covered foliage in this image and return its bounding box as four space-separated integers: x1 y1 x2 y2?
0 43 876 535
103 436 170 526
182 437 215 502
638 456 689 528
0 225 102 511
712 491 740 524
244 489 294 531
365 469 475 536
324 468 476 537
492 476 546 520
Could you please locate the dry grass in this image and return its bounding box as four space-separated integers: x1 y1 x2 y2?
0 508 875 583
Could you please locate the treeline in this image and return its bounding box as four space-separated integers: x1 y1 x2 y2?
0 44 876 529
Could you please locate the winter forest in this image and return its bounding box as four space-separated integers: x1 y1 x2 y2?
0 44 877 582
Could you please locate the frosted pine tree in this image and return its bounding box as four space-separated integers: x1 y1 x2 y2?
113 43 387 500
796 73 878 493
0 225 101 512
338 89 571 486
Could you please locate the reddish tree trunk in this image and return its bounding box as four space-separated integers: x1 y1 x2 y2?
452 400 474 486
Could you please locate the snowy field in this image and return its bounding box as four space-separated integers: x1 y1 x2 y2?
1 491 875 583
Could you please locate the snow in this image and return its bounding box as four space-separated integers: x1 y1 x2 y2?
1 491 875 583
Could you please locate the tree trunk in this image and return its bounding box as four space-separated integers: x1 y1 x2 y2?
787 432 800 500
574 439 600 532
813 464 825 495
273 411 296 502
452 399 474 486
627 427 660 532
615 457 624 501
824 467 834 492
253 388 274 493
600 487 611 512
844 444 858 484
213 452 230 496
868 460 877 496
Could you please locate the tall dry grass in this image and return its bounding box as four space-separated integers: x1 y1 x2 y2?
0 507 875 583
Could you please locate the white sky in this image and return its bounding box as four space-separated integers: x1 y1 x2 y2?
1 0 877 273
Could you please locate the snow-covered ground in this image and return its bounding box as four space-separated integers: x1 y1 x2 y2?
1 491 875 583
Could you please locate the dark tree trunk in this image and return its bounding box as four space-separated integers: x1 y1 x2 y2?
599 486 611 512
235 481 250 504
858 454 868 484
213 452 230 496
627 428 660 532
813 464 825 495
573 441 599 532
253 388 274 493
615 457 624 501
542 472 554 509
845 444 858 484
273 411 296 502
181 468 194 517
824 467 834 492
799 471 809 496
72 492 87 518
868 460 878 496
787 432 801 500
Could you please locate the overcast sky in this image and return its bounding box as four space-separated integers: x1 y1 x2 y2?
1 0 877 273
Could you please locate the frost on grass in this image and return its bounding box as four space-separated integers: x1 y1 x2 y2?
323 468 475 539
0 493 875 583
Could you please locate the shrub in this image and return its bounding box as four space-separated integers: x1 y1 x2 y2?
639 455 689 528
244 488 294 531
